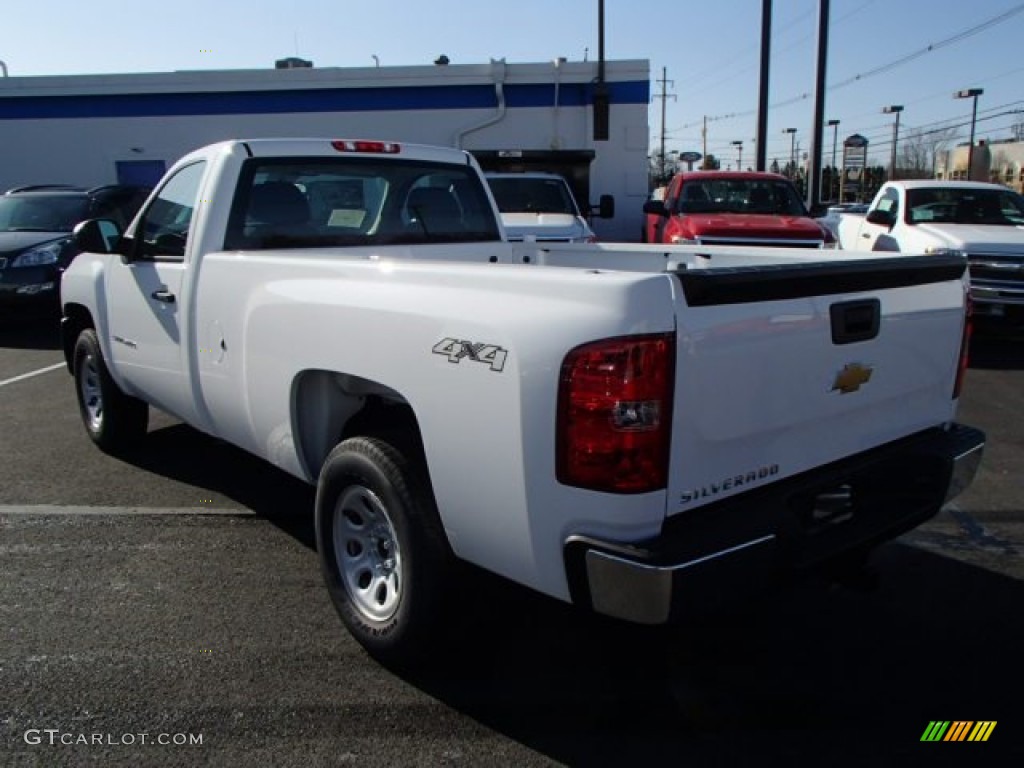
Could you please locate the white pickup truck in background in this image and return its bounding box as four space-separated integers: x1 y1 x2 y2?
836 180 1024 317
61 138 983 665
485 171 613 242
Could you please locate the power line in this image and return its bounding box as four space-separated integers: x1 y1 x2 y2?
668 2 1024 132
827 3 1024 91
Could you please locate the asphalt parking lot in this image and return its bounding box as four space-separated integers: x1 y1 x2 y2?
1 317 1023 766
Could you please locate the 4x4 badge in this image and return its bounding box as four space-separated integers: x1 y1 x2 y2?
433 338 508 372
831 363 873 394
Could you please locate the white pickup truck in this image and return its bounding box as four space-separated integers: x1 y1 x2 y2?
61 138 984 665
484 171 613 243
836 180 1024 317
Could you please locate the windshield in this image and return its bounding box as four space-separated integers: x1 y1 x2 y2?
676 178 808 216
906 187 1024 226
0 195 89 232
487 177 579 215
225 157 501 250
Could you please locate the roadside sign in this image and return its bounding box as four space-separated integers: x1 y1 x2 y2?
679 151 702 170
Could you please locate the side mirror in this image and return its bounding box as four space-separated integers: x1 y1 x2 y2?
594 194 615 219
643 199 669 217
73 218 123 255
866 208 896 228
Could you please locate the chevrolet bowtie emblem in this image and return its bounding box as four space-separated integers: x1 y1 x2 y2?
832 363 873 394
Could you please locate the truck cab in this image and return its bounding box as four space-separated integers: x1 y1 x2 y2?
644 171 834 248
485 172 613 243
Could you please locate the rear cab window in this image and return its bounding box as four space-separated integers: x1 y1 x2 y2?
224 157 501 250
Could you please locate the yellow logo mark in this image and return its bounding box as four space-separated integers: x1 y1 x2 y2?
831 363 873 394
921 720 996 742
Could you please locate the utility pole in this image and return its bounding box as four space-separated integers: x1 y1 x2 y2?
827 119 840 201
654 67 676 180
702 115 708 169
883 105 904 180
806 0 829 211
954 88 984 180
755 0 772 171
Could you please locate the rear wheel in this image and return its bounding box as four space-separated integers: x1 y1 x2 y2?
315 437 450 666
73 328 148 452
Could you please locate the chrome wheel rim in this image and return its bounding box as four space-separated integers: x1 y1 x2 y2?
79 353 104 432
333 486 402 622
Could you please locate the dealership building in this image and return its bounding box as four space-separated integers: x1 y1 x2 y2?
0 58 650 240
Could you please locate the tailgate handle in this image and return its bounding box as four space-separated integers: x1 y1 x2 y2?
830 299 879 345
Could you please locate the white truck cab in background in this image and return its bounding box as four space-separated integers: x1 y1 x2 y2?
836 180 1024 317
485 171 614 243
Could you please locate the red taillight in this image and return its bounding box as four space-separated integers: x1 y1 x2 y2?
953 292 972 399
556 333 675 494
330 140 401 154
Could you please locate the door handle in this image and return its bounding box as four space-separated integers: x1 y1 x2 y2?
861 232 870 238
151 289 176 304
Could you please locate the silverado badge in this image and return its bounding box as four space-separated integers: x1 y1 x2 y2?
831 363 873 394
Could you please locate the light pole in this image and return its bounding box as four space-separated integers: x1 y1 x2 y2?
783 128 797 177
954 88 984 180
882 105 904 181
826 119 840 201
732 140 743 171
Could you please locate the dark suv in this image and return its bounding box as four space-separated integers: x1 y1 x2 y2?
0 184 150 319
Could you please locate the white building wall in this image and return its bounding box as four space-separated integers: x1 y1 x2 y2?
0 60 650 240
935 140 1024 193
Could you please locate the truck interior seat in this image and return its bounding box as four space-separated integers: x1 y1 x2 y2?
244 182 311 242
406 187 464 234
747 187 773 213
246 182 310 226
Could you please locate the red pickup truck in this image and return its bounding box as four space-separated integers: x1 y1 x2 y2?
643 171 834 248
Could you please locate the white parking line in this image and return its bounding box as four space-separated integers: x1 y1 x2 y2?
0 505 255 516
0 362 66 389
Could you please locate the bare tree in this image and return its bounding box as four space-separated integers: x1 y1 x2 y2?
991 150 1011 184
1012 118 1024 142
701 154 720 171
898 125 960 179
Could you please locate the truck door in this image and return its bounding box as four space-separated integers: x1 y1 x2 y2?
104 160 206 421
856 187 902 252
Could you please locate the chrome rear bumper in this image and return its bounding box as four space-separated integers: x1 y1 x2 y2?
566 424 985 625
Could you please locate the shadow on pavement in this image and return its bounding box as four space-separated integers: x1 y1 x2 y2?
970 321 1024 371
109 423 1022 764
0 316 62 351
126 424 317 549
398 543 1024 766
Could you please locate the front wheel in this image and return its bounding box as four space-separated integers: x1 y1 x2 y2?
315 437 450 666
73 328 148 452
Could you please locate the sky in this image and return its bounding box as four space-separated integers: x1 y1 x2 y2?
2 0 1023 168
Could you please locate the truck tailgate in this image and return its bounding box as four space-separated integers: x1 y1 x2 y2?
666 253 968 516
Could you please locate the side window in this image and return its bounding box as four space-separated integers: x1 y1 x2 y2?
875 188 899 218
135 162 205 261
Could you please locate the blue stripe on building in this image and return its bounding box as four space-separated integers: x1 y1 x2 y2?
0 81 649 120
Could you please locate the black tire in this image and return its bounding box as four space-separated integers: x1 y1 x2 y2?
315 437 450 666
72 328 148 452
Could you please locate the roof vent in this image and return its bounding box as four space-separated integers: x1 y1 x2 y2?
275 57 313 69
